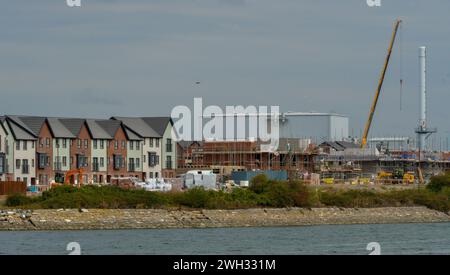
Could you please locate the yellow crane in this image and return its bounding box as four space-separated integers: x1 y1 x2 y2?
361 19 402 148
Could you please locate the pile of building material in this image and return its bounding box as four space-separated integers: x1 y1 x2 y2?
134 178 172 192
184 170 217 190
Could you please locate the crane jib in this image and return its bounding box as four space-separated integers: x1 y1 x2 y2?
361 19 402 149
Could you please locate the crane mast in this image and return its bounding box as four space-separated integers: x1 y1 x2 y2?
361 19 402 148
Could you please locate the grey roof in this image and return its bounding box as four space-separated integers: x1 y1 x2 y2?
96 120 122 138
86 119 113 140
124 127 142 141
47 118 76 138
112 117 160 138
4 117 36 140
6 116 37 136
0 117 8 135
59 118 86 136
141 117 172 136
16 116 46 136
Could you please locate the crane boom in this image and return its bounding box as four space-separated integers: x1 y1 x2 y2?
361 19 402 148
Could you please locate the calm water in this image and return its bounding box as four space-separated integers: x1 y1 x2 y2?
1 223 449 255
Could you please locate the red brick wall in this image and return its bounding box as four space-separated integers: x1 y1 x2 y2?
70 123 91 179
36 121 53 185
107 126 128 179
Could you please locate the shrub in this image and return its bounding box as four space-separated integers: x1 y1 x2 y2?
249 174 270 194
427 173 450 192
6 194 35 207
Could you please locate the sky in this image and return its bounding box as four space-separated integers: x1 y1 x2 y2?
0 0 449 147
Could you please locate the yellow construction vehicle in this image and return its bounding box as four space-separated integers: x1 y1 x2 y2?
403 172 415 184
361 19 402 148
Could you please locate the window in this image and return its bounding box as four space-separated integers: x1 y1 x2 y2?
129 141 134 150
63 139 67 148
76 155 88 169
55 139 60 148
77 139 82 149
16 141 20 150
38 153 48 169
114 141 118 150
5 140 9 154
23 141 27 150
84 139 88 149
46 138 50 148
0 153 4 174
93 140 98 149
31 159 34 168
136 158 140 168
113 155 124 170
100 157 104 167
16 159 21 169
136 141 140 150
156 139 159 148
166 156 172 169
155 172 159 178
150 138 153 147
121 141 126 149
31 141 34 149
148 152 159 167
93 157 99 172
166 138 173 152
62 156 67 167
100 140 104 149
128 158 135 171
39 138 44 148
149 172 153 179
22 159 29 174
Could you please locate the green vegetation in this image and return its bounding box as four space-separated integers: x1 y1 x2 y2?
5 173 450 212
427 173 450 192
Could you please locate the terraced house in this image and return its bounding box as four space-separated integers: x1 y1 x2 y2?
0 117 9 181
112 117 162 180
97 119 142 182
47 118 76 183
111 117 177 179
1 116 37 186
0 115 177 185
86 119 110 184
141 117 177 178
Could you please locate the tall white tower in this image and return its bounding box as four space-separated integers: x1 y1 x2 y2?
415 46 436 152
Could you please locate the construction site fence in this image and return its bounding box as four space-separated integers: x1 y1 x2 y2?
0 181 27 195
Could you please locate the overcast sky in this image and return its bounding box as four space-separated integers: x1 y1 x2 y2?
1 0 449 145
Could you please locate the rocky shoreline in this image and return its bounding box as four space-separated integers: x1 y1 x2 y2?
1 207 449 231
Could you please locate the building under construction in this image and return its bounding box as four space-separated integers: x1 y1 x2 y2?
177 139 317 178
